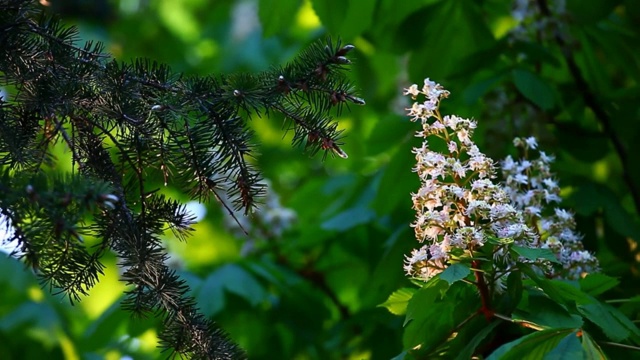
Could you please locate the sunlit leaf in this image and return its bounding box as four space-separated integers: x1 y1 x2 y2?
379 287 416 315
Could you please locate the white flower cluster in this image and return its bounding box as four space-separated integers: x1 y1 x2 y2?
403 78 598 282
510 0 566 43
223 179 296 255
502 138 599 279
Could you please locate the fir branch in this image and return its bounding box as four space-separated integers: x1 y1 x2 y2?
1 0 364 357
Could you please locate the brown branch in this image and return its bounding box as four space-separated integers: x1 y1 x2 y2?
472 260 494 321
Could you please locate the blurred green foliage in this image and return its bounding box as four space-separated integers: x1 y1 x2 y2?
2 0 640 358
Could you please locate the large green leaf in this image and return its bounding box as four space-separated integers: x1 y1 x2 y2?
379 287 416 315
403 280 453 351
366 115 415 156
258 0 300 37
579 273 619 296
197 264 269 317
196 271 226 316
513 68 555 110
514 293 583 329
217 264 268 307
578 301 639 342
544 332 584 359
520 265 594 306
321 206 376 231
371 139 419 215
454 320 501 360
486 328 579 360
403 0 495 80
311 0 375 39
581 330 609 360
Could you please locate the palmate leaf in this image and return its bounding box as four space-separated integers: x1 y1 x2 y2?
486 328 579 360
379 288 416 316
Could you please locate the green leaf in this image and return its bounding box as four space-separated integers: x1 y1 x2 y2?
513 68 555 110
505 270 524 311
579 273 619 296
578 302 629 342
197 272 225 316
372 139 420 214
404 279 448 325
321 207 376 231
486 328 578 360
510 41 562 67
310 0 376 40
218 264 267 307
310 0 346 36
390 350 408 360
258 0 300 37
566 0 620 24
520 265 593 306
403 301 454 353
366 114 414 156
401 0 495 79
439 263 471 285
581 331 609 360
338 0 375 39
514 293 583 329
544 332 583 360
512 245 561 264
608 303 640 339
379 288 417 316
403 280 453 351
0 301 61 333
454 320 501 360
463 73 506 104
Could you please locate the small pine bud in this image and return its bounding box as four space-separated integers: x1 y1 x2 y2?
151 105 164 111
99 194 119 209
334 56 350 64
332 145 348 159
336 44 355 56
347 95 366 105
25 184 34 194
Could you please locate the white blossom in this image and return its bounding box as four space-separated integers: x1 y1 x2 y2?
403 78 598 283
